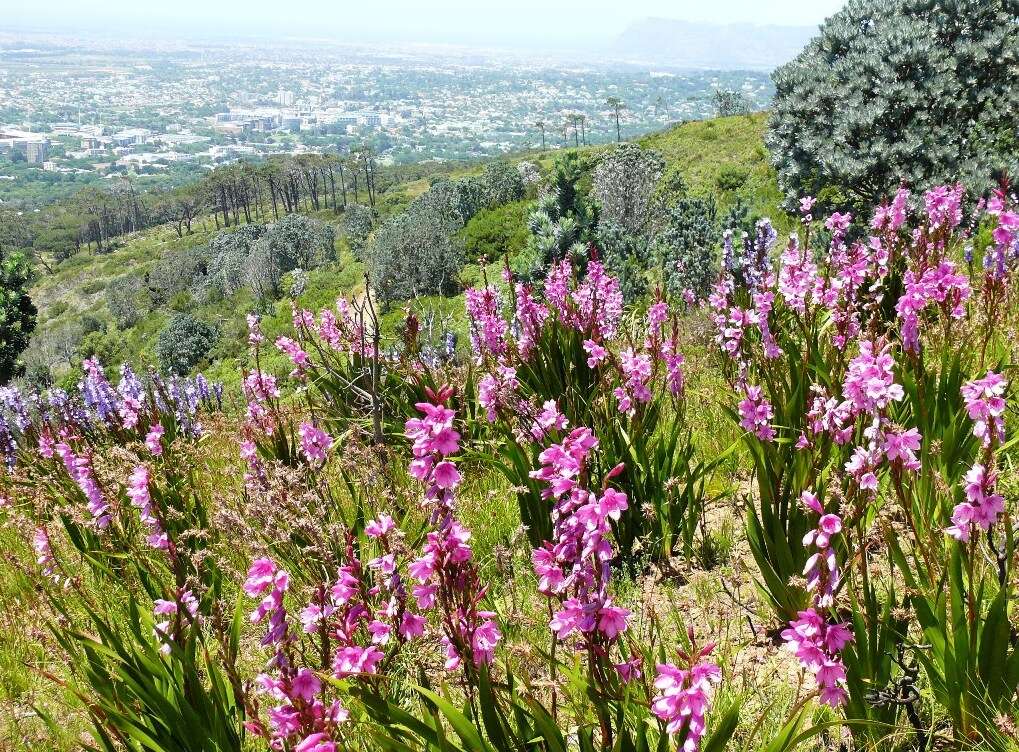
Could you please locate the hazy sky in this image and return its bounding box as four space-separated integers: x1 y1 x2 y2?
9 0 847 46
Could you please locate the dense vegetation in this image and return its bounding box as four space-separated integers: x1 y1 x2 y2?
768 0 1019 210
2 14 1019 748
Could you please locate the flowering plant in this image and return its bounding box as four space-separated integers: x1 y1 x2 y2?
466 260 714 561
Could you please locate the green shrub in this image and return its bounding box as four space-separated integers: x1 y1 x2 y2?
715 165 749 192
459 201 529 263
156 313 219 374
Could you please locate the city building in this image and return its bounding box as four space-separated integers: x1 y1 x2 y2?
26 140 48 163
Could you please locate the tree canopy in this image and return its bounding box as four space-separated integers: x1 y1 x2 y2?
768 0 1019 208
0 249 37 384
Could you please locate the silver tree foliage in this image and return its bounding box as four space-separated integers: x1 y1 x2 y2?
768 0 1019 207
592 143 666 237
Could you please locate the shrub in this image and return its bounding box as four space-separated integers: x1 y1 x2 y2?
715 165 749 192
202 226 262 299
46 301 69 320
366 207 465 306
768 0 1019 207
596 219 651 303
480 160 525 207
459 201 529 263
655 197 719 300
343 203 377 261
591 143 665 237
156 313 218 374
148 246 209 305
106 275 145 329
0 249 36 384
513 152 596 280
714 88 752 117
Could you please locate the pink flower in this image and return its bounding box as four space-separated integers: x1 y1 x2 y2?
432 461 461 490
597 604 630 639
332 645 384 677
367 620 392 645
530 400 569 440
290 668 321 702
244 558 279 598
883 427 922 471
471 617 501 666
56 443 110 529
647 300 669 336
583 339 608 368
738 384 775 441
145 423 165 454
843 340 904 416
651 655 722 748
947 463 1004 540
465 286 507 359
782 609 853 706
295 733 336 752
924 184 964 229
399 611 426 639
298 422 332 464
364 515 396 538
961 371 1007 447
246 314 265 346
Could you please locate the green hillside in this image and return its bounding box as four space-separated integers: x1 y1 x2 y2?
25 112 785 388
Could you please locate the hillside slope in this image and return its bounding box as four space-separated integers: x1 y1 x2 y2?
24 112 784 387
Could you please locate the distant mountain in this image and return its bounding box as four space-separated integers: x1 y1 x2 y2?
612 18 817 70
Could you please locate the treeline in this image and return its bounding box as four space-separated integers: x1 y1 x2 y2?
16 149 383 262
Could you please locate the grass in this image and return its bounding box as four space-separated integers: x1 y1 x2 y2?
638 112 791 233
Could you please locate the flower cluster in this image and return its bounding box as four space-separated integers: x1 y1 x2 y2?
946 464 1005 542
530 427 631 655
0 360 219 473
737 384 775 441
405 387 501 671
947 372 1009 542
961 371 1007 448
782 609 854 707
544 259 623 340
127 465 168 550
298 422 333 465
244 553 353 750
245 557 292 660
798 491 841 607
780 490 853 707
652 635 722 751
465 285 508 360
55 442 111 529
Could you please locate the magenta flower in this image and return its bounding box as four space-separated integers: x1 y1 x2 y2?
32 527 59 583
332 645 384 677
946 463 1005 541
781 608 853 707
295 733 335 752
465 286 508 359
530 400 569 440
583 339 608 368
842 340 904 416
298 422 332 465
56 443 110 529
738 384 775 441
364 515 396 539
651 648 722 750
961 371 1007 447
883 427 922 471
